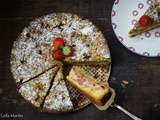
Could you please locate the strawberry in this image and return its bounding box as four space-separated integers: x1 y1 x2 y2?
52 38 65 48
138 15 152 27
52 50 63 60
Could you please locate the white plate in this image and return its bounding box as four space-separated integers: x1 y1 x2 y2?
111 0 160 57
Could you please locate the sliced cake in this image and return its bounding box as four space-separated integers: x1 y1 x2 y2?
129 2 160 37
11 13 111 112
67 66 110 106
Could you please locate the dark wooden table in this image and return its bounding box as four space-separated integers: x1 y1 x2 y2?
1 0 160 120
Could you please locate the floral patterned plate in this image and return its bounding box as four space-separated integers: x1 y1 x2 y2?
111 0 160 57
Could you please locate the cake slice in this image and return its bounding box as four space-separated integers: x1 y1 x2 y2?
67 66 110 106
11 42 60 84
18 66 59 108
129 2 160 37
42 67 73 112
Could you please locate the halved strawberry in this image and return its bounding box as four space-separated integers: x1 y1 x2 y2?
52 38 65 48
52 50 63 60
138 15 152 27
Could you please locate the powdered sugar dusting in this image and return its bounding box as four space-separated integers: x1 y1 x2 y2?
80 25 93 35
72 40 90 60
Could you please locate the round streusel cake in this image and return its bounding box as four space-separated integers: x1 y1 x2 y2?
10 13 111 112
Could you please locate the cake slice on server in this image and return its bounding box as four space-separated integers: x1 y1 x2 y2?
18 66 59 108
67 66 115 107
129 2 160 37
42 67 73 112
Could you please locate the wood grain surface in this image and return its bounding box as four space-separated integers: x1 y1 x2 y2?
0 0 160 120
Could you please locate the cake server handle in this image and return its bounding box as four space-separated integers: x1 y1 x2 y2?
113 104 142 120
94 88 142 120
